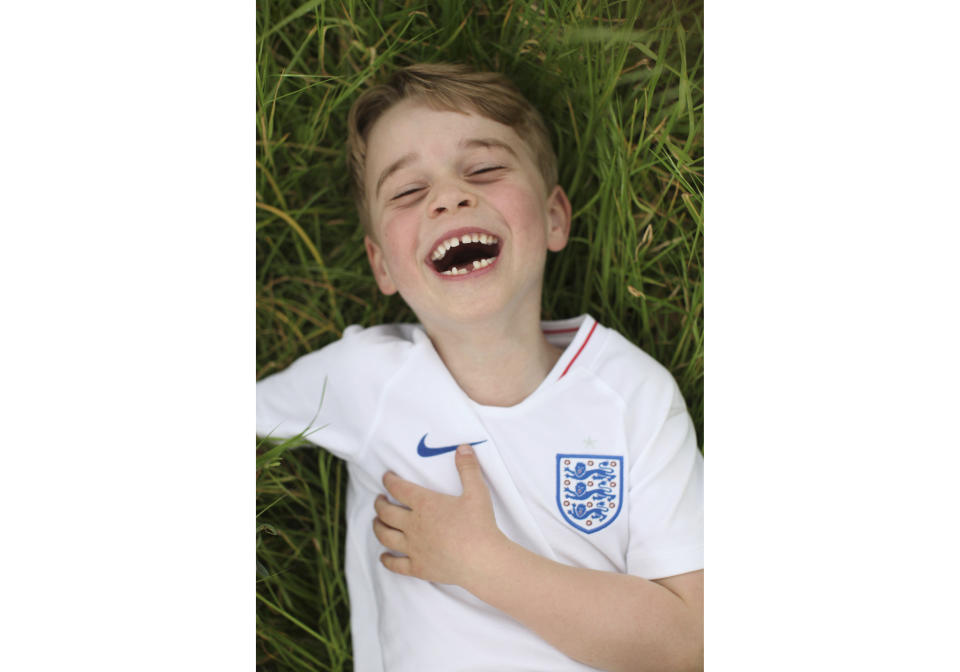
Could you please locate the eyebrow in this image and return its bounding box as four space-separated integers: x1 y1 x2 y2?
374 137 518 198
460 137 518 158
375 152 417 199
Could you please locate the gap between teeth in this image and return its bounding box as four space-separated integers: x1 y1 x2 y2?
440 257 496 275
431 233 499 261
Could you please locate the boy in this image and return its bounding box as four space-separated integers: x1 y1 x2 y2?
257 63 703 672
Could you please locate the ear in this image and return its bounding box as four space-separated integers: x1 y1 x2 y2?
364 235 398 295
545 185 572 252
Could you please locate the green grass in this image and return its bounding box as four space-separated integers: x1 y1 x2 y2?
256 1 702 669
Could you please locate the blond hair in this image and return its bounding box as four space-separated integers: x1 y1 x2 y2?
346 63 558 233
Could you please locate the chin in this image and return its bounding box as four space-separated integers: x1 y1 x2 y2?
405 297 498 328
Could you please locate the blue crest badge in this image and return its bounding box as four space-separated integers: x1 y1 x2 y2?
556 454 624 534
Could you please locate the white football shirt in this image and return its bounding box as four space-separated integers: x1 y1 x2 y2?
257 315 704 672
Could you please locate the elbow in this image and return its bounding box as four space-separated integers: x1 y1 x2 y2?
667 620 703 672
664 593 703 672
674 642 703 672
640 649 703 672
605 638 701 672
667 614 703 672
617 615 702 672
633 646 702 672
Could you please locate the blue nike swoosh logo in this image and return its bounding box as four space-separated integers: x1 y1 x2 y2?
417 433 487 457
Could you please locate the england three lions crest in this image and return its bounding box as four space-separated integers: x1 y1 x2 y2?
556 454 624 534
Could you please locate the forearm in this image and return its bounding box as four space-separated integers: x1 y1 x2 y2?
462 538 702 672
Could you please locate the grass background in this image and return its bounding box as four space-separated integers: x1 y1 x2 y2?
256 0 703 669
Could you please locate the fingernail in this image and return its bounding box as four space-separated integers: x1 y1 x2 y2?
457 444 474 456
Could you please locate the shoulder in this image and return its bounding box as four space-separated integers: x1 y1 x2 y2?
571 322 697 461
256 322 427 442
326 321 423 355
257 322 428 404
279 322 423 378
586 324 682 412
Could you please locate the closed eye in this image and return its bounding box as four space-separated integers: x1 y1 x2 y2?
390 166 504 201
391 187 423 201
469 166 504 176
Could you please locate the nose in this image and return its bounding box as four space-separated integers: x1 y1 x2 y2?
428 181 475 218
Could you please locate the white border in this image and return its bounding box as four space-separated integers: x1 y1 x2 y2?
708 1 959 668
3 3 251 669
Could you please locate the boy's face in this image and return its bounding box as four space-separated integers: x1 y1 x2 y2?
362 99 571 330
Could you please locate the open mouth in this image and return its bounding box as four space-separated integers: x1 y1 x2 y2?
429 233 501 276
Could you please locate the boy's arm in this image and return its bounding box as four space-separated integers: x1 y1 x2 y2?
374 445 703 672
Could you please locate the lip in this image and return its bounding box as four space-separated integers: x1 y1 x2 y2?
423 225 504 280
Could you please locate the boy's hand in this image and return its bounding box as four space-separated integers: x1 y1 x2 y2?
374 444 506 587
375 445 703 672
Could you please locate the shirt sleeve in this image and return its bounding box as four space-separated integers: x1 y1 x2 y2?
256 325 396 461
623 371 704 580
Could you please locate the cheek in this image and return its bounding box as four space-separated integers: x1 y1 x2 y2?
379 211 421 271
488 183 545 231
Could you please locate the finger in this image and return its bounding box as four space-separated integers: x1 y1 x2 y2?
372 517 407 553
455 444 487 496
374 494 410 530
380 552 412 577
382 471 430 507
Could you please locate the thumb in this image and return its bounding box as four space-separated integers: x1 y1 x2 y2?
455 444 486 495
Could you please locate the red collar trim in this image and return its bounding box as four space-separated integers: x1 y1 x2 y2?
558 319 598 379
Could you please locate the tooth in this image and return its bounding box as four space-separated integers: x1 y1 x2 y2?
450 238 459 247
471 234 479 243
461 235 470 244
473 260 480 269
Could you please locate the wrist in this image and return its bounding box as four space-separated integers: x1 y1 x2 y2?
459 531 524 598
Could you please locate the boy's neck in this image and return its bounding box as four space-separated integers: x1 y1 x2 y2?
425 313 563 408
